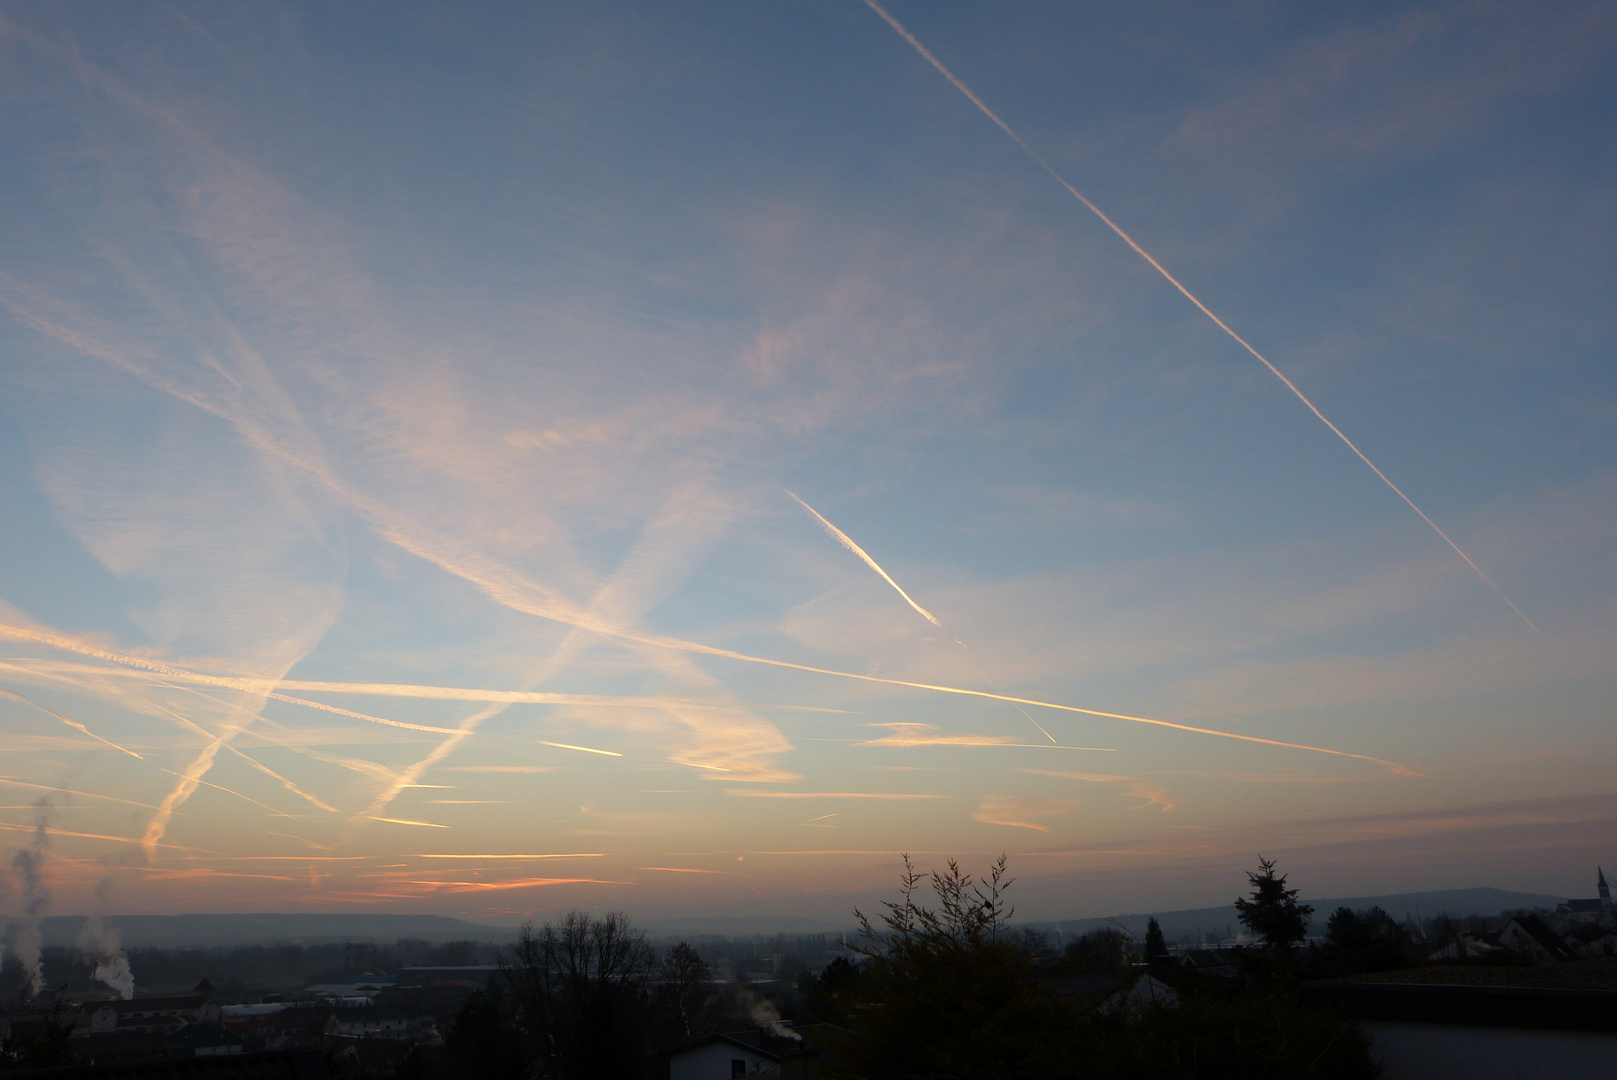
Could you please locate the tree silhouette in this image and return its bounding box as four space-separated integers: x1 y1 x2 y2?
655 942 713 1041
1234 857 1313 955
829 855 1071 1079
501 911 656 1080
1144 917 1168 959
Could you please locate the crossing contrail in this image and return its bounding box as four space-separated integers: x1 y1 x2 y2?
0 687 143 759
859 0 1537 634
787 491 1058 744
787 490 943 627
0 617 1412 773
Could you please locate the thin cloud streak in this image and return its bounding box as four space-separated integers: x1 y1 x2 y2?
537 740 623 757
858 0 1537 633
786 490 942 627
723 790 944 800
0 778 158 811
0 687 144 759
0 617 1410 773
1020 769 1178 812
857 723 1114 752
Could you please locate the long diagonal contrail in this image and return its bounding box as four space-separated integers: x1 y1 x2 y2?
859 0 1536 634
788 490 943 627
0 687 144 759
0 618 1411 773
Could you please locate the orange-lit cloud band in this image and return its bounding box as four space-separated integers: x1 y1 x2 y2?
0 622 1412 773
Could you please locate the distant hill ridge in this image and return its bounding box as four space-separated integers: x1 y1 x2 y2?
1031 886 1567 943
33 887 1565 948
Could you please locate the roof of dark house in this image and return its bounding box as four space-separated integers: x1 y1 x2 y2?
666 1028 785 1060
1506 915 1578 962
4 1048 331 1079
167 1024 244 1050
94 998 209 1015
1559 899 1607 913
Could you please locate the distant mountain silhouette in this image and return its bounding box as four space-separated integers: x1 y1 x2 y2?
34 886 1566 948
1031 886 1567 944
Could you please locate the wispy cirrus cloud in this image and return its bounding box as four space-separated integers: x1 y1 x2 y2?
971 796 1080 833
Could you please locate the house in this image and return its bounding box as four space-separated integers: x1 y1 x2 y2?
1426 932 1508 962
322 1013 438 1043
83 994 221 1035
1098 973 1179 1016
1497 915 1577 965
168 1021 247 1057
1178 947 1245 980
668 1032 781 1079
1564 924 1617 960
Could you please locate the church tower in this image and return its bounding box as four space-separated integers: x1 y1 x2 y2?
1601 866 1612 910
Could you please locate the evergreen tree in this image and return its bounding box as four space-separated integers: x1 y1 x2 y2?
1234 857 1313 955
1144 917 1168 959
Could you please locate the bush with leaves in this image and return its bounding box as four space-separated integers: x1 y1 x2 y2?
0 1010 76 1072
824 854 1076 1080
1314 906 1411 977
1064 927 1132 973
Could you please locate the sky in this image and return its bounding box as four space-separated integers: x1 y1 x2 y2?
0 0 1614 927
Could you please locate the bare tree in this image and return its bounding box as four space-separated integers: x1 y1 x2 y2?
502 911 657 1080
656 942 713 1041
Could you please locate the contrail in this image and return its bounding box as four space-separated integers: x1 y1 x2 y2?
787 490 943 627
367 817 450 829
0 777 158 810
257 691 462 735
411 853 605 859
150 701 340 815
0 619 1408 773
787 492 1058 745
537 740 623 757
0 687 143 758
0 820 197 849
153 766 295 820
858 0 1536 634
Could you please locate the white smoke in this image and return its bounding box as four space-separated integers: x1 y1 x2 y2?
78 878 134 999
747 994 801 1042
7 798 51 999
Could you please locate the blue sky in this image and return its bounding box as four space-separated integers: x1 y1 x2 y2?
0 0 1614 922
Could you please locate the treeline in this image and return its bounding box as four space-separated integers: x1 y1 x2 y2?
400 914 774 1080
394 855 1379 1080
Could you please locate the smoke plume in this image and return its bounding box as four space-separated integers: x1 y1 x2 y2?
78 878 134 999
748 993 801 1041
7 798 51 998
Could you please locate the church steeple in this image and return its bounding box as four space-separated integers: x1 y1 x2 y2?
1601 865 1611 906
